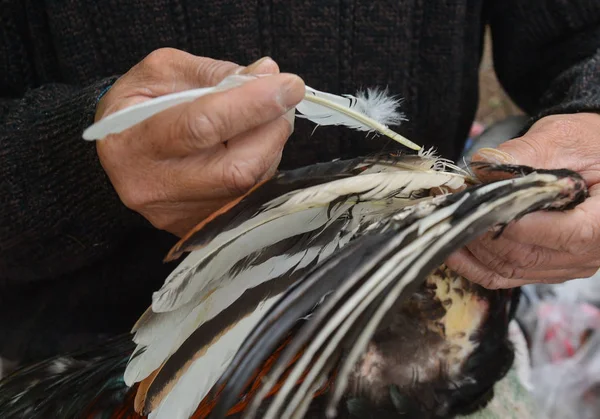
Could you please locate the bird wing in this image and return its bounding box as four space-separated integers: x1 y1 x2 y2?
0 162 586 419
206 164 587 419
123 153 469 419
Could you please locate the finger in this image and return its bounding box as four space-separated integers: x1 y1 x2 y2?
168 116 292 199
178 55 280 85
140 198 233 237
493 201 600 253
446 248 592 289
102 55 280 120
219 116 291 191
133 49 241 91
238 56 280 76
466 233 598 275
120 74 300 158
136 52 280 92
173 73 304 151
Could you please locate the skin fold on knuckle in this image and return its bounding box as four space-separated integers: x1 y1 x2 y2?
146 211 178 233
236 88 288 128
118 182 153 213
559 218 595 253
486 239 546 271
131 49 178 85
180 106 224 149
504 136 549 165
195 57 239 84
141 48 179 71
477 274 507 290
449 248 517 289
457 262 504 289
474 249 523 279
495 261 527 280
109 161 167 214
222 160 259 196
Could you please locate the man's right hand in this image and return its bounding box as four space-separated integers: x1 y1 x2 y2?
95 48 305 237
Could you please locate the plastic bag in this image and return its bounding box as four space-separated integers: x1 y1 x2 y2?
527 300 600 419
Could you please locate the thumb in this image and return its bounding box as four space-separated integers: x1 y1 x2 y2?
472 146 518 165
472 134 550 166
471 136 547 182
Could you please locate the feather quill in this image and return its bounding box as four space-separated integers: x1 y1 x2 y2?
81 75 421 150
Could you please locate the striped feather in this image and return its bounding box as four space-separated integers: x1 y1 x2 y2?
124 154 470 418
207 166 586 419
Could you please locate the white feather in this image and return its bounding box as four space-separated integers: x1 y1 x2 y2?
152 170 464 313
151 206 342 313
148 295 280 419
297 86 419 150
82 75 421 150
127 170 457 392
296 87 405 129
82 75 253 140
125 198 361 386
125 208 342 385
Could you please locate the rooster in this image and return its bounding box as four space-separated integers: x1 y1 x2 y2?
0 78 589 419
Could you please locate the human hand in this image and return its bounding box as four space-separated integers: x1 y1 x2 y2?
95 48 305 236
447 112 600 288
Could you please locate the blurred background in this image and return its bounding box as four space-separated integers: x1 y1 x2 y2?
475 28 523 128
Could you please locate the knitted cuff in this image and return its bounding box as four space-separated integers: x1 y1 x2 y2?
0 76 150 282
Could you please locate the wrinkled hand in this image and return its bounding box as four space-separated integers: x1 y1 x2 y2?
95 48 305 236
447 112 600 289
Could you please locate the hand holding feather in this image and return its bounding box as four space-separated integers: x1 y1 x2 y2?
92 49 304 236
84 57 420 151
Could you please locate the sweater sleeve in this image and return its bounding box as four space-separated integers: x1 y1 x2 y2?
0 81 158 286
487 0 600 122
0 1 153 285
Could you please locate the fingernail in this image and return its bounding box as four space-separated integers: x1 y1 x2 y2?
277 74 306 109
475 147 516 164
239 57 276 75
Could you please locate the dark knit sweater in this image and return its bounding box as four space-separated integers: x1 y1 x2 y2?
1 0 599 364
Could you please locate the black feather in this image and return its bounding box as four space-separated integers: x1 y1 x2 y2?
0 334 133 419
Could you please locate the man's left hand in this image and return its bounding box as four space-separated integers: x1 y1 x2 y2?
447 112 600 289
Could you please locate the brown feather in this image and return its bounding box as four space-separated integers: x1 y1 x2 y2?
134 366 161 414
